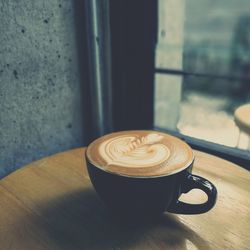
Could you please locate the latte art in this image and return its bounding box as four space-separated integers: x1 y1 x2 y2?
99 133 170 169
86 130 194 177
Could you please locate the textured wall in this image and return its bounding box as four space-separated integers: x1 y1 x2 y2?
0 0 86 178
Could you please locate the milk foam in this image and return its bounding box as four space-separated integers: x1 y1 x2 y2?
86 130 194 177
99 133 170 168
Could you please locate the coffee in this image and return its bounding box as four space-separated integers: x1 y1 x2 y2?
86 130 217 215
86 130 194 177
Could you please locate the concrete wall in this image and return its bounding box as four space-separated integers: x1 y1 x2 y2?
0 0 86 178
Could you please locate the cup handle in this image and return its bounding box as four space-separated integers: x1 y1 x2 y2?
167 174 217 214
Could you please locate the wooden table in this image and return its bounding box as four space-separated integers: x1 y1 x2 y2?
0 148 249 250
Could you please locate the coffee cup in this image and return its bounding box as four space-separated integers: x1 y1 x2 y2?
85 130 217 217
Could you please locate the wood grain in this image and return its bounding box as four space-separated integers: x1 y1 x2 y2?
0 148 249 250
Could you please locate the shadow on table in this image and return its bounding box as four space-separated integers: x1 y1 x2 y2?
28 188 211 250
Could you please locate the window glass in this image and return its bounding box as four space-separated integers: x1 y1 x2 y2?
155 0 250 150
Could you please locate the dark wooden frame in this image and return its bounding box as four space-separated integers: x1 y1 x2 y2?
109 0 157 131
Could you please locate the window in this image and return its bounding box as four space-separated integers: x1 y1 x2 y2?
154 0 250 158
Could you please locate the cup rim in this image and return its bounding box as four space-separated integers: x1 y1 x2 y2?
85 130 195 178
85 149 195 179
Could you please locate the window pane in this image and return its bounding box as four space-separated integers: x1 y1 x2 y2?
155 75 250 150
179 76 249 149
155 0 250 151
184 0 250 77
154 74 182 130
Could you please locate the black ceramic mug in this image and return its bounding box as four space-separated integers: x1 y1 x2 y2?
85 131 217 217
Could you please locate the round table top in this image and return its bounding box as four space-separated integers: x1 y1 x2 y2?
0 148 249 250
234 104 250 134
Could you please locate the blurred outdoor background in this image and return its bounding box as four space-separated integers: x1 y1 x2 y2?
155 0 250 149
